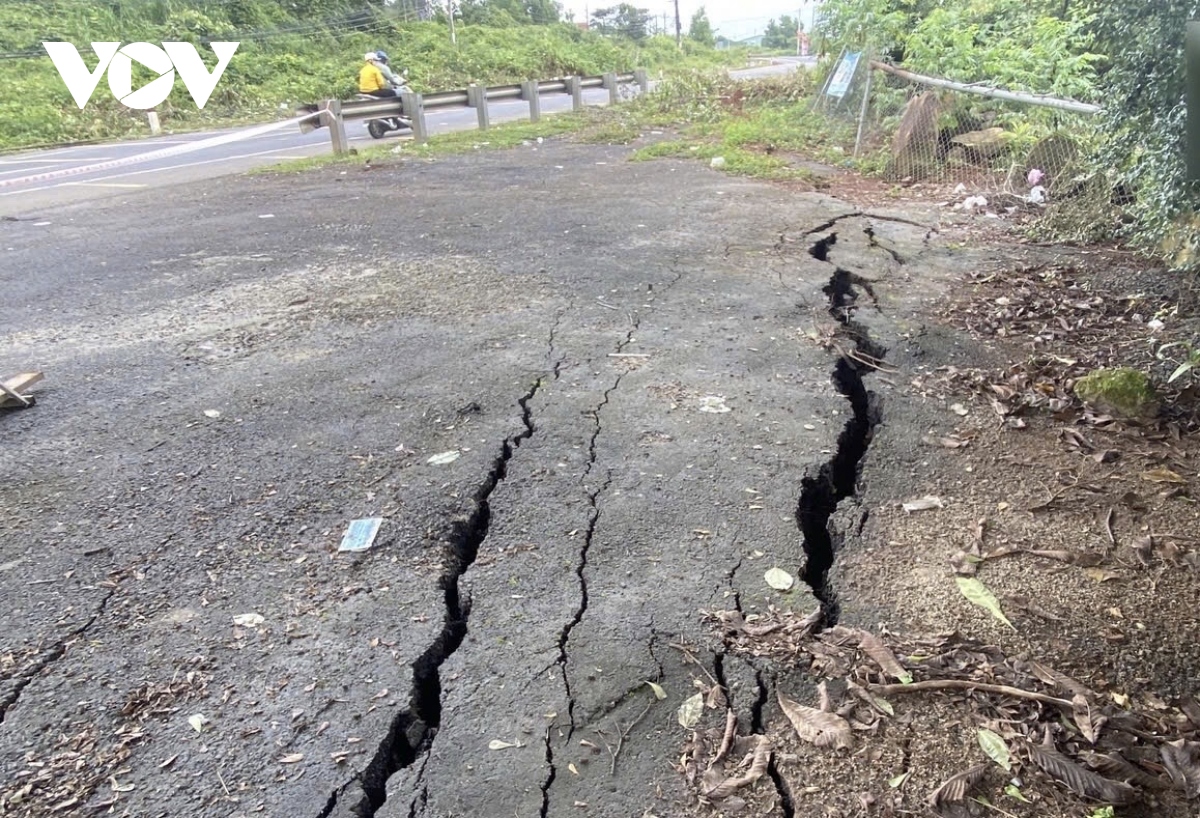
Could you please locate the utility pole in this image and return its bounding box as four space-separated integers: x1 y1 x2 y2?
1189 21 1200 182
674 0 682 47
447 0 456 45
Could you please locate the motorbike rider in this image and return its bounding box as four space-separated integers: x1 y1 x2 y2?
374 51 406 92
358 52 398 101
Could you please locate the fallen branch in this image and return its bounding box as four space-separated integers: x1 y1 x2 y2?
598 699 653 775
869 679 1073 709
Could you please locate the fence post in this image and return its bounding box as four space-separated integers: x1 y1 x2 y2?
1189 22 1200 182
467 84 489 130
522 80 541 123
566 76 583 111
400 90 428 144
634 68 649 94
602 72 619 104
326 99 348 155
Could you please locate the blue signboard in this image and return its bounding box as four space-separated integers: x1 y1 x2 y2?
826 51 861 99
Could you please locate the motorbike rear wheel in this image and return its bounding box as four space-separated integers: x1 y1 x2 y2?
367 119 388 139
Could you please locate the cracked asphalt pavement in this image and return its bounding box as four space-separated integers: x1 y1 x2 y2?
0 136 965 817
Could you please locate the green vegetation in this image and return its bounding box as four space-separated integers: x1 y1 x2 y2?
0 0 743 151
626 69 834 181
814 0 1200 269
1073 368 1160 419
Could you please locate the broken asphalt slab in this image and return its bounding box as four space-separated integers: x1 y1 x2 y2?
0 138 982 817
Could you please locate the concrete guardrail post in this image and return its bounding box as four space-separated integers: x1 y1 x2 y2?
521 80 542 123
325 99 348 155
634 68 649 94
602 72 618 105
400 90 428 144
566 76 583 111
467 84 489 130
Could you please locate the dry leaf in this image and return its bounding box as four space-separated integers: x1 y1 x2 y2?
777 690 852 750
856 629 912 684
677 692 704 729
902 495 945 513
203 409 221 418
232 613 264 628
1084 568 1122 583
187 714 209 733
1141 468 1186 484
1072 694 1106 745
568 763 579 775
764 567 794 591
977 729 1011 771
427 450 462 465
489 739 522 750
1028 737 1136 804
929 764 988 807
1161 739 1200 798
955 576 1016 630
703 736 771 801
1082 751 1167 790
645 681 666 700
698 396 731 414
279 753 304 764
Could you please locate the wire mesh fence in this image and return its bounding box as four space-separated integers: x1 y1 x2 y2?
812 52 1116 240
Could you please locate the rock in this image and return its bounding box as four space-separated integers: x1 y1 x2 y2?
1073 367 1159 419
1024 133 1080 187
950 127 1010 159
886 91 940 181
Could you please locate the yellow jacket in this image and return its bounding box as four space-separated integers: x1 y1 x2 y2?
358 62 386 93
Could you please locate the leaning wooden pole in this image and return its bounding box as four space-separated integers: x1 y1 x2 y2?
869 60 1102 116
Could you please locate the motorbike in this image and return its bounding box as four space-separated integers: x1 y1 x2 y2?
357 69 412 139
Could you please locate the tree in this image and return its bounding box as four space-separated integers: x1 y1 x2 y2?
762 15 799 50
688 6 714 47
590 4 651 41
458 0 563 25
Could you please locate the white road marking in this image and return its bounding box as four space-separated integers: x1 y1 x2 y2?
61 182 148 188
1 143 331 196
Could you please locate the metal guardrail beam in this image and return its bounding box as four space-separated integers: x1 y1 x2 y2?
297 70 641 153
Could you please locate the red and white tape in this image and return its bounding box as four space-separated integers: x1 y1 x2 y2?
0 112 321 190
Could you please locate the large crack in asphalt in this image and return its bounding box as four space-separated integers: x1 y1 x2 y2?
796 230 886 630
540 268 687 816
0 583 119 725
325 328 564 818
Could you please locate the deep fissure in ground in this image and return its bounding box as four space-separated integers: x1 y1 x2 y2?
796 232 885 629
332 376 546 818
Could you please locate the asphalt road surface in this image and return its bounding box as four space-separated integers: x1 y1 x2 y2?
0 58 813 217
0 107 971 816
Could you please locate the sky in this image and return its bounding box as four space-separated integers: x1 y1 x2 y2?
560 0 818 41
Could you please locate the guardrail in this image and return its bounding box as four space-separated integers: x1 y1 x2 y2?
297 69 647 154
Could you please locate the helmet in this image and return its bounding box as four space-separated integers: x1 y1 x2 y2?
375 50 389 64
364 52 377 62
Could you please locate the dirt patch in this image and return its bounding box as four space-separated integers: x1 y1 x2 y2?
678 212 1200 817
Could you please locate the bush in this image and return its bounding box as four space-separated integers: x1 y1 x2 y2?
0 1 740 150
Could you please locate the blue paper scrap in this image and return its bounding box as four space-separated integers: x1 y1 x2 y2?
339 517 383 552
